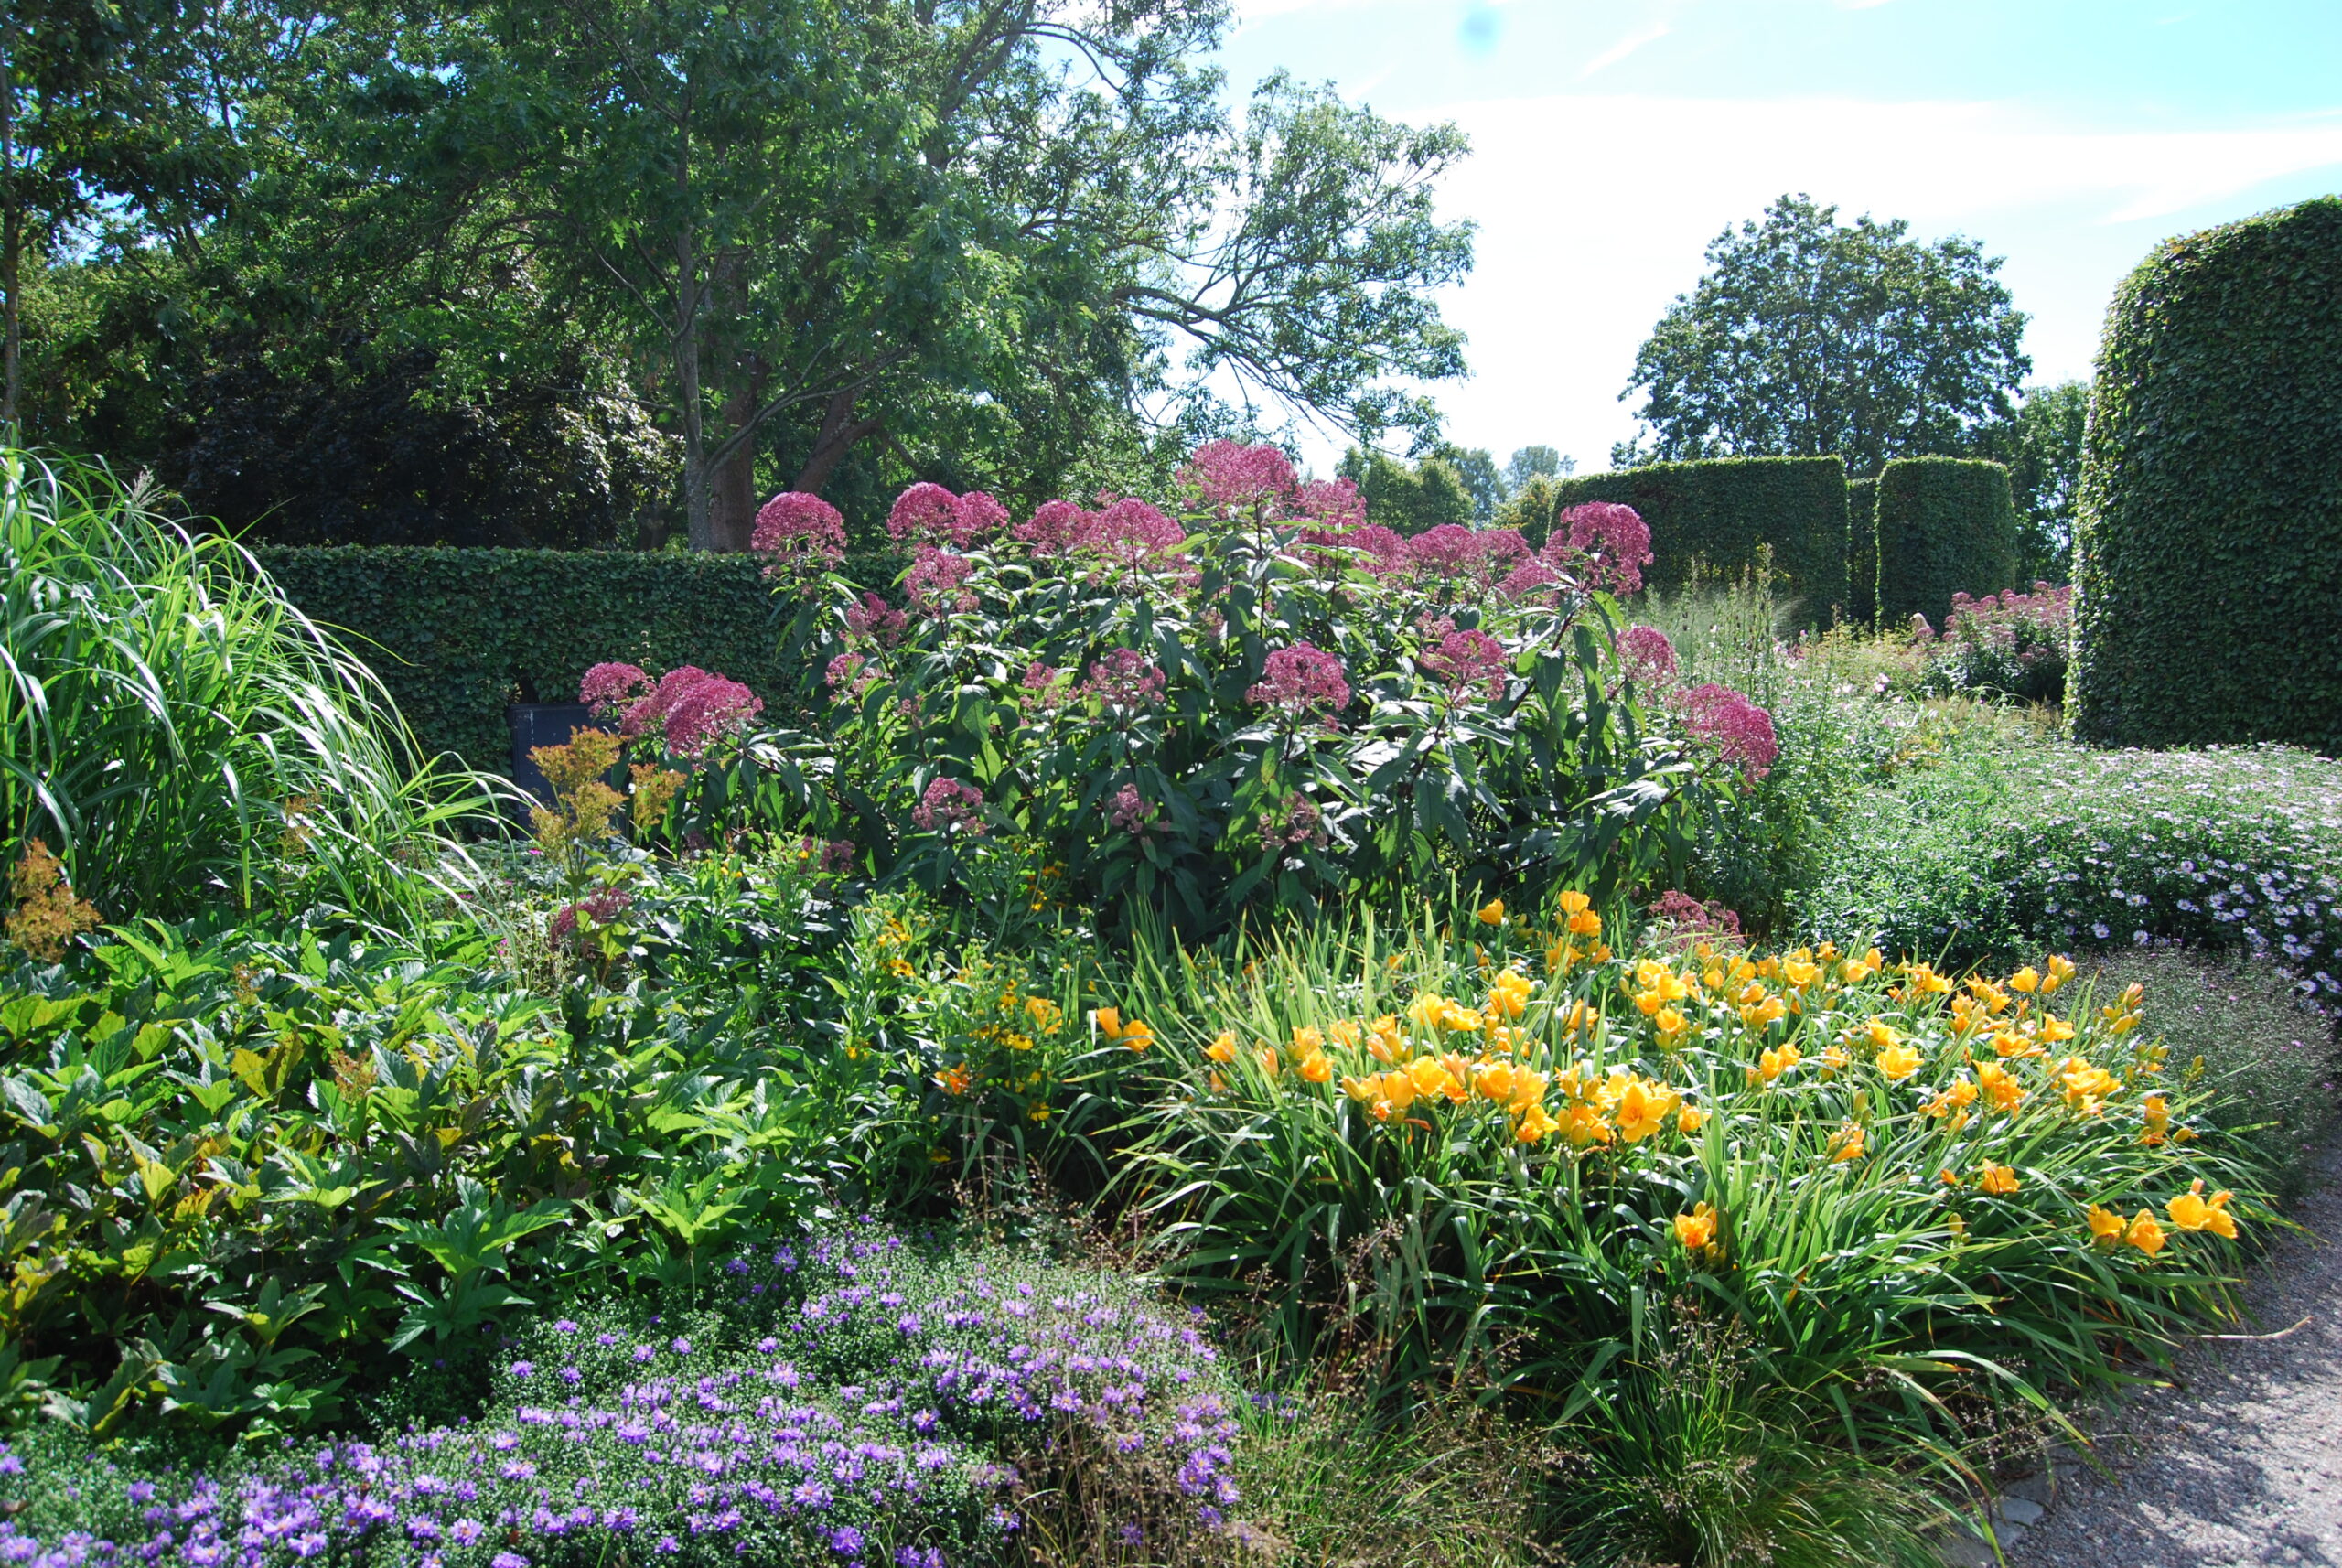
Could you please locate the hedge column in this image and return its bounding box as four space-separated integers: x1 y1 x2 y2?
1546 456 1850 620
1872 457 2018 628
2069 197 2342 752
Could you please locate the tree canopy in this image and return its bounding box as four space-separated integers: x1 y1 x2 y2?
1617 194 2028 478
9 0 1477 550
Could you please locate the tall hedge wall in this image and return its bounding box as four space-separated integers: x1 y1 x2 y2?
1846 476 1879 624
2069 197 2342 753
1872 458 2018 628
1546 456 1850 618
253 548 900 769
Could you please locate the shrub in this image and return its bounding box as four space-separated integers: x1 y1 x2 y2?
1792 735 2342 1002
0 447 485 922
1911 581 2073 703
2068 197 2342 752
0 875 978 1437
1546 456 1851 619
1112 890 2264 1424
252 545 904 769
1872 456 2019 628
0 1222 1250 1567
751 447 1757 934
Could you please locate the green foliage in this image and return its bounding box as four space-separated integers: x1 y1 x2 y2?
1617 194 2030 478
1111 891 2264 1432
772 479 1730 939
1548 456 1851 618
1551 1319 1946 1568
1872 457 2018 628
1790 727 2342 1002
0 448 487 923
2069 198 2342 752
1982 380 2089 583
0 857 999 1434
2087 948 2337 1203
1337 446 1476 534
252 545 902 769
1847 476 1878 622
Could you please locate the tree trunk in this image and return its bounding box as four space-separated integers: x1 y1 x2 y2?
707 382 758 551
790 386 884 498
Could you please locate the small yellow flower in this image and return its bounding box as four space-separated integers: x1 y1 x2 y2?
1298 1051 1333 1085
1119 1020 1154 1053
1558 890 1591 915
1946 1212 1968 1239
1673 1202 1717 1250
1513 1101 1560 1144
1614 1078 1676 1144
1477 898 1505 926
1828 1121 1866 1162
2042 954 2075 993
1976 1059 2024 1114
2086 1204 2127 1244
2007 966 2041 993
2140 1093 2170 1146
1091 1006 1123 1039
1876 1041 1923 1081
934 1063 972 1096
1654 1005 1688 1038
1255 1046 1281 1077
1977 1163 2021 1196
2167 1178 2238 1239
1567 908 1603 938
1676 1103 1704 1135
1206 1031 1237 1065
1329 1019 1363 1049
2125 1208 2165 1257
1291 1026 1325 1057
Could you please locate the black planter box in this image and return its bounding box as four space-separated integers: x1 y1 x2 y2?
507 703 603 805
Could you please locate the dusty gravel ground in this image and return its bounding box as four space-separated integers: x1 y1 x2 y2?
2015 1138 2342 1568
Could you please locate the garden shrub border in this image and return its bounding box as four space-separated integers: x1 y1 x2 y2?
252 546 902 768
2068 196 2342 753
1546 456 1851 620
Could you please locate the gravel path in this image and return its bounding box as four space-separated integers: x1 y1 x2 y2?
2014 1140 2342 1568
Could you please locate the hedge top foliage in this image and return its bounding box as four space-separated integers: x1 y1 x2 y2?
2069 196 2342 752
1871 456 2018 629
253 546 900 769
1546 456 1849 619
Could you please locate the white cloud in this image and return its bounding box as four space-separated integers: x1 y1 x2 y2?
1578 21 1671 80
1346 96 2342 474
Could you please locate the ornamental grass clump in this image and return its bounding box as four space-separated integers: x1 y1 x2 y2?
743 444 1768 935
0 446 488 923
0 1224 1248 1568
1110 889 2266 1445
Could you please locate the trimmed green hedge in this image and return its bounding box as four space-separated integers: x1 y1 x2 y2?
2069 197 2342 752
1872 458 2018 628
1846 476 1879 624
1546 456 1850 618
252 547 900 769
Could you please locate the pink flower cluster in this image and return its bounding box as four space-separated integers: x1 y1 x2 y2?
795 836 857 875
1083 649 1167 709
1615 624 1679 690
1648 888 1744 945
550 888 633 943
1260 790 1327 851
1246 643 1351 718
1012 499 1090 555
1927 581 2074 663
843 591 906 647
1416 617 1512 697
1556 503 1654 596
1080 498 1187 575
1181 440 1299 515
825 652 876 699
911 777 986 834
749 492 847 576
1679 683 1778 780
1105 783 1156 837
904 545 977 614
579 662 763 758
887 482 1008 547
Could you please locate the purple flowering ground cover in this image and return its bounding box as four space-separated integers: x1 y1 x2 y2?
0 1222 1244 1568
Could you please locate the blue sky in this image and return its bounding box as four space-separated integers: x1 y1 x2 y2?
1212 0 2342 472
